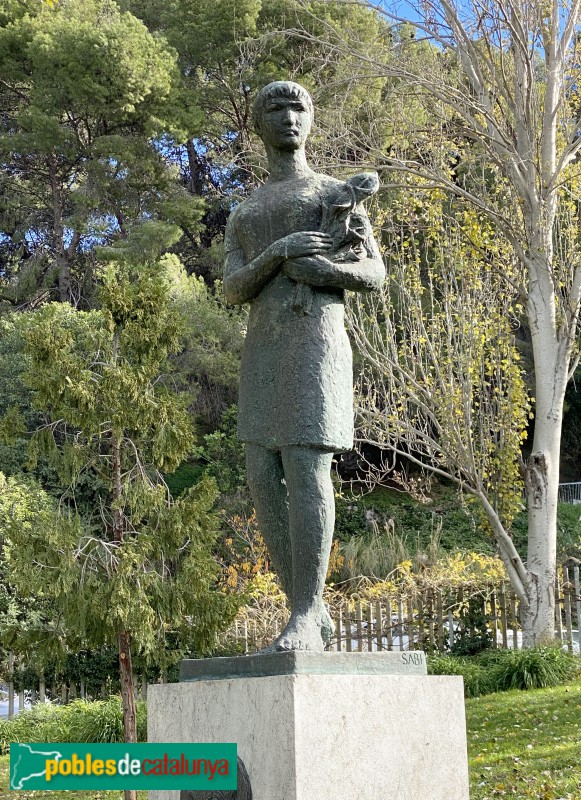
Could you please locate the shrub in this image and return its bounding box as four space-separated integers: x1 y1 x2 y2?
0 697 147 754
490 646 580 691
428 654 493 697
428 647 580 697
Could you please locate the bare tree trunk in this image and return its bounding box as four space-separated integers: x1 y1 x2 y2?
522 364 566 644
110 333 137 800
47 153 71 303
118 631 137 742
523 448 560 646
185 139 205 196
118 631 138 800
522 253 568 644
18 662 25 712
8 652 14 719
112 430 138 747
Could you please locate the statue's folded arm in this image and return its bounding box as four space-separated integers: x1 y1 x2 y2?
223 210 284 305
283 249 385 293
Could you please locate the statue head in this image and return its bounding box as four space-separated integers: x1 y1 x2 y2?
253 81 314 151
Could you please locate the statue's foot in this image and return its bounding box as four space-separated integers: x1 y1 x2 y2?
274 613 325 652
319 603 334 643
257 607 331 653
255 641 279 655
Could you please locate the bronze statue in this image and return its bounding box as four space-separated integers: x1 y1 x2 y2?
224 81 384 651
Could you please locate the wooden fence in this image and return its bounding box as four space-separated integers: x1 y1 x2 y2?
224 564 581 655
4 567 580 717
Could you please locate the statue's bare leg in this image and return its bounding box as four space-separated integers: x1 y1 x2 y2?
246 443 333 650
246 443 293 600
274 445 335 651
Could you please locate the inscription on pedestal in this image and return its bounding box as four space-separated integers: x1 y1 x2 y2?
180 650 428 682
401 652 426 667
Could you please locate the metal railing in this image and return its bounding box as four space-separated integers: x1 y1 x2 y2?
558 482 581 503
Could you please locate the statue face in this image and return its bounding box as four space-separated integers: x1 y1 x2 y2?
258 93 312 152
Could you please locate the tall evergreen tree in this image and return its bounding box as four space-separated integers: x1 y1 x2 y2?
2 248 239 772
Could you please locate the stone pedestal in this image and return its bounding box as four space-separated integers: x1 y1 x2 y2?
148 652 469 800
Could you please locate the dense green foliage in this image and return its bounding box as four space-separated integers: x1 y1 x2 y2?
0 698 147 753
428 647 580 697
0 254 241 725
0 0 201 305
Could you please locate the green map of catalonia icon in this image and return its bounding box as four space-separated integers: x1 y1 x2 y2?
11 744 65 790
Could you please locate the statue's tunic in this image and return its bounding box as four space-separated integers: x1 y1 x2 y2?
225 174 361 453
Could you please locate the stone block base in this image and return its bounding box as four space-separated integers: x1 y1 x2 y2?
148 654 469 800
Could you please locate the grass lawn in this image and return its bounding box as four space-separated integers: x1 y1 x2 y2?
467 678 581 799
0 679 579 798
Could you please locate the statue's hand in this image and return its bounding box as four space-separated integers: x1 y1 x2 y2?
272 231 332 261
283 255 333 284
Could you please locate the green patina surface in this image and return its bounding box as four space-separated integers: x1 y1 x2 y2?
179 651 428 681
223 80 385 652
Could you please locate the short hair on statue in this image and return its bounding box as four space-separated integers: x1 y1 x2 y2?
253 81 314 134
